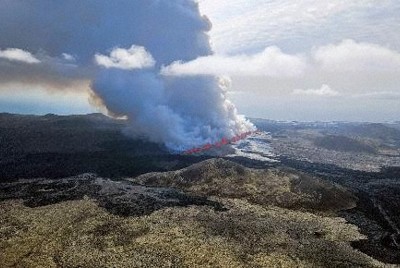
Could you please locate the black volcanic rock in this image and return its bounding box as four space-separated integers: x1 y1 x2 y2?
0 173 225 217
0 113 211 180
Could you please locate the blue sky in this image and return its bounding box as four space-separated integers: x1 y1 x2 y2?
0 0 399 122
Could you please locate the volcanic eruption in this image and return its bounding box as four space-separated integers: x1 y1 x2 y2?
0 0 255 151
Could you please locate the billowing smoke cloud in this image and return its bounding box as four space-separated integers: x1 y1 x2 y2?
93 45 254 151
0 0 254 151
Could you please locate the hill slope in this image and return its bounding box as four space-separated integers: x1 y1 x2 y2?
130 158 357 214
0 159 383 267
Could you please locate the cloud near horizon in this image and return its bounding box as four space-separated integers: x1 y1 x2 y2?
162 46 306 77
313 39 400 73
161 39 400 90
0 48 40 64
292 84 340 97
0 47 90 92
1 35 399 101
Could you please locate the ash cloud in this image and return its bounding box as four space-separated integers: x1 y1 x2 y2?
0 0 254 151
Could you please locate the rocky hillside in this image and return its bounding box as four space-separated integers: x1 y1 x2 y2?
0 159 386 267
130 158 357 214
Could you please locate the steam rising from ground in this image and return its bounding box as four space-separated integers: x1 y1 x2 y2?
93 50 254 151
88 2 255 151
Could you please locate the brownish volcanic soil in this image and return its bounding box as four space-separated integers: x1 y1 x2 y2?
0 159 384 268
129 158 357 214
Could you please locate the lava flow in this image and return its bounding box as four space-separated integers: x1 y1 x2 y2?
182 131 256 155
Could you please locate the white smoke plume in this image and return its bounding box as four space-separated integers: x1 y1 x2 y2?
93 49 254 151
0 0 254 151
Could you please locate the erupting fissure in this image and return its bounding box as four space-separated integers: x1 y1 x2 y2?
182 131 256 155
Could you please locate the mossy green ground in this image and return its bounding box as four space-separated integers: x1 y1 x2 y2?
0 197 384 268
